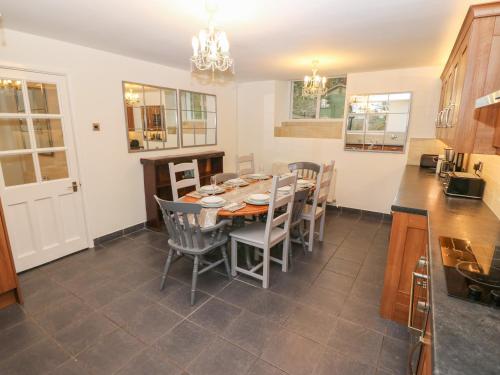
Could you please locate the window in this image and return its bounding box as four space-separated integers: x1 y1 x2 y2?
179 90 217 147
344 92 412 153
291 76 347 119
123 81 179 152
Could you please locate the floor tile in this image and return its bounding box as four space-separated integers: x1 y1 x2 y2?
357 263 387 286
378 336 408 375
126 245 167 272
79 279 132 309
137 275 185 301
284 304 337 344
350 280 383 307
325 257 361 278
187 337 257 375
0 338 69 375
0 320 45 362
49 359 92 375
216 280 261 309
340 296 388 334
53 312 117 355
261 328 323 375
158 285 211 317
22 282 74 315
0 303 27 332
333 246 368 264
153 320 215 368
314 347 375 375
101 290 153 326
33 298 94 335
221 310 280 356
298 285 347 316
75 329 144 375
314 269 355 295
384 320 410 342
189 298 242 333
245 291 296 324
117 265 160 290
116 348 182 375
246 359 287 375
327 319 383 366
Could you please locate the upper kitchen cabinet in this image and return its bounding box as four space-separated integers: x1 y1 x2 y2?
436 3 500 154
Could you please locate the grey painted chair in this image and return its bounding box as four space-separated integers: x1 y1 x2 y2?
213 172 238 185
168 159 201 201
237 153 255 176
301 160 335 252
288 161 320 180
154 196 231 305
289 187 311 259
230 173 297 288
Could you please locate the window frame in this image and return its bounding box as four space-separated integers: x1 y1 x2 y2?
289 75 347 120
179 89 217 148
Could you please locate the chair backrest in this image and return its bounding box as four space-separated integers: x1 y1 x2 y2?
169 159 201 200
154 196 206 251
264 172 298 246
237 153 255 176
309 160 335 211
288 161 320 180
291 187 311 227
213 172 238 185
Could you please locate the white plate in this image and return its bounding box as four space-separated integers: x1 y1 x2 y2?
247 174 269 180
226 178 249 186
244 198 269 206
200 185 225 194
278 185 292 193
297 179 311 185
201 202 225 208
201 196 225 205
248 193 270 202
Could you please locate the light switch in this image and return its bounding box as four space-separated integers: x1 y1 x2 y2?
92 122 100 131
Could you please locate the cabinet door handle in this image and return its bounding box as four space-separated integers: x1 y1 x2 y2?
408 267 428 333
435 111 442 128
446 104 455 127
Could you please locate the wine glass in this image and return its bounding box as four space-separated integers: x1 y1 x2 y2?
210 175 216 196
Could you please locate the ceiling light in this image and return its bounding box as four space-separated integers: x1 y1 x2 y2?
125 89 140 105
303 60 327 97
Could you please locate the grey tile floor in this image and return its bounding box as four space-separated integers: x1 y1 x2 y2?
0 209 409 375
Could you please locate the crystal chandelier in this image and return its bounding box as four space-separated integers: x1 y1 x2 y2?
0 79 21 89
190 4 234 73
125 89 140 105
302 60 327 97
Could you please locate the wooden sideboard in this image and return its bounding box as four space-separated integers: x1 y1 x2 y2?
0 199 22 309
436 2 500 154
140 150 225 230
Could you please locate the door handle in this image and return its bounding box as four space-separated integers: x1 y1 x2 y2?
67 181 79 192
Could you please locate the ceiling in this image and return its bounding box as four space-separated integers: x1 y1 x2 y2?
0 0 491 81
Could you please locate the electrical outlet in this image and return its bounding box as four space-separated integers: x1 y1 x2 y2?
92 122 100 131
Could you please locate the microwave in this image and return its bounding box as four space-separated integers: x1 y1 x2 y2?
444 172 485 199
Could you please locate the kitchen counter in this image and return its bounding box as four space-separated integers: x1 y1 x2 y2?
392 166 500 375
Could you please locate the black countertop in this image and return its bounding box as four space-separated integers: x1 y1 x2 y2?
392 166 500 375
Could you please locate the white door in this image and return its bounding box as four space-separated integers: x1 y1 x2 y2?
0 68 88 272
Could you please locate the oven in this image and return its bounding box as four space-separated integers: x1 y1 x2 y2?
407 246 431 375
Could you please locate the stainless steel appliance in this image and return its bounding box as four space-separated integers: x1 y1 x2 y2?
407 246 431 375
440 237 500 307
419 154 438 169
444 172 485 199
439 148 455 177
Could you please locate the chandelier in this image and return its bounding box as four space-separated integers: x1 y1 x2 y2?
190 5 234 73
0 79 21 89
302 60 327 97
125 89 140 105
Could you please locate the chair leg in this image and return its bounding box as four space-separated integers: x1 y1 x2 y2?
262 246 270 289
160 248 174 291
230 237 238 277
245 245 253 269
288 240 293 269
307 218 315 252
319 210 326 242
282 235 289 272
221 244 231 280
190 256 200 306
299 224 307 254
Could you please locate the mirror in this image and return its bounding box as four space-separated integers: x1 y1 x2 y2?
179 90 217 147
344 92 411 153
123 82 179 152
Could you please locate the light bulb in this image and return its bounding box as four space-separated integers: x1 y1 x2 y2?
304 76 310 84
192 36 199 55
199 30 207 49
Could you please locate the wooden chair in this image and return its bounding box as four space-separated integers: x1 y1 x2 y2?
237 153 255 176
168 159 201 200
301 161 335 252
155 196 231 305
289 187 311 259
229 173 297 288
288 161 320 180
213 172 238 185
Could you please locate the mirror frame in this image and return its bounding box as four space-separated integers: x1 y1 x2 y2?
344 91 412 154
179 89 217 148
122 81 180 153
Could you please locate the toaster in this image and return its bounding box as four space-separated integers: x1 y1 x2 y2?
444 172 485 199
420 154 438 169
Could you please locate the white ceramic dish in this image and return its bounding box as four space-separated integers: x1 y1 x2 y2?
278 185 292 193
244 198 269 206
248 193 270 202
226 178 249 186
201 196 224 205
200 185 225 194
247 174 269 180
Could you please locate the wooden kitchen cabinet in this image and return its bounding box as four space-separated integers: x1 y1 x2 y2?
380 211 428 324
0 199 22 309
436 3 500 154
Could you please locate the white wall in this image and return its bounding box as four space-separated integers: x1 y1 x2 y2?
237 67 441 213
0 29 238 239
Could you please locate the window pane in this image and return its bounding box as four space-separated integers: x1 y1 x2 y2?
386 113 409 132
27 82 60 114
39 151 69 181
206 129 216 145
0 118 30 151
0 154 36 186
345 133 365 149
206 95 216 112
33 119 64 148
347 115 365 131
0 80 24 113
182 130 195 147
388 96 411 113
319 77 346 119
367 114 387 131
292 81 317 119
128 130 144 151
207 112 216 128
162 88 177 110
